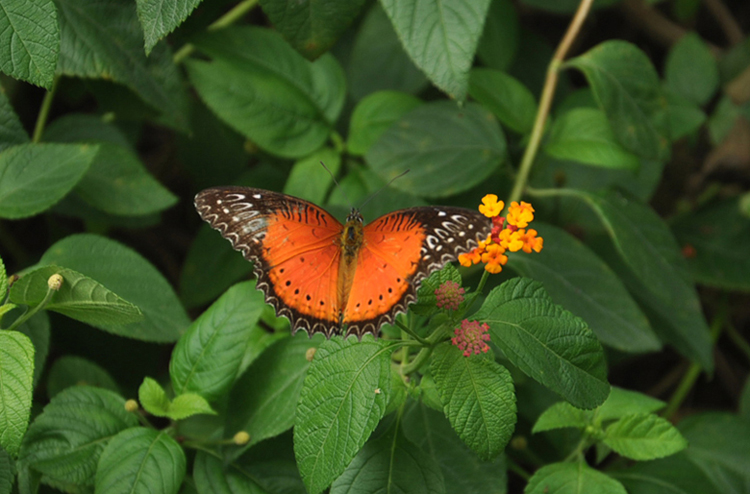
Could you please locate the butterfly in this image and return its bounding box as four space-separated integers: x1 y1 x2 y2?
195 186 492 338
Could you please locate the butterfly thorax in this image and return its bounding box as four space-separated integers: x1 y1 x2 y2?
337 209 365 323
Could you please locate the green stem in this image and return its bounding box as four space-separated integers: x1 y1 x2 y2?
725 322 750 366
507 0 595 204
401 346 433 375
395 318 429 345
173 0 259 64
7 281 58 331
506 458 531 481
32 76 60 143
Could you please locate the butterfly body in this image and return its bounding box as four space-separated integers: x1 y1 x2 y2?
195 186 491 338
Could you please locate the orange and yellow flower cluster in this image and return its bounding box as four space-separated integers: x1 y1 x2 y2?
459 194 544 274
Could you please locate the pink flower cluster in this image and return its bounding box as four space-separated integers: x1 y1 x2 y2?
434 280 465 311
452 320 491 357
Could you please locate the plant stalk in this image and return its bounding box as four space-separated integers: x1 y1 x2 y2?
32 76 60 143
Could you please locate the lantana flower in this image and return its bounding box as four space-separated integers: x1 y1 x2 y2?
434 280 465 311
452 319 491 357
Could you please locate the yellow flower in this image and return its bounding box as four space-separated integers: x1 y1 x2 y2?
478 194 504 218
519 229 544 253
507 201 535 228
481 243 507 274
497 229 524 252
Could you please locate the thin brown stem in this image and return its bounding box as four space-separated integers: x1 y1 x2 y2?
702 0 744 46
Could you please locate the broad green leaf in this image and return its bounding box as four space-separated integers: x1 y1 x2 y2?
0 447 11 494
40 234 189 342
44 114 178 217
544 108 640 170
367 101 506 198
672 198 750 292
611 452 722 494
0 143 97 219
15 312 49 387
707 96 741 145
284 147 341 203
381 0 491 100
0 88 29 151
55 0 189 131
135 0 202 55
19 387 138 486
259 0 367 59
237 310 288 375
171 281 266 401
507 223 660 353
138 377 170 417
567 40 668 159
596 387 665 422
469 68 537 134
474 278 609 409
188 27 344 158
348 91 423 156
476 0 519 71
0 331 34 456
47 355 119 399
294 336 392 494
664 89 706 141
604 413 688 460
347 3 427 101
0 0 59 88
180 224 253 309
525 462 627 494
168 394 216 420
227 333 320 455
431 345 516 460
533 402 593 433
402 401 507 493
571 191 713 369
330 424 445 494
95 428 186 494
10 266 143 328
194 450 305 494
665 33 719 106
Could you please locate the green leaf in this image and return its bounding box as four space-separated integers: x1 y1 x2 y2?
596 387 665 422
348 91 423 156
474 278 609 409
0 331 34 456
469 68 537 134
171 281 265 401
567 40 668 159
347 3 427 101
380 0 491 100
0 87 29 152
402 401 507 493
367 101 506 198
19 387 138 486
545 108 641 170
227 333 320 455
47 355 119 399
664 89 706 141
44 114 178 217
0 143 97 219
95 428 186 494
603 413 688 461
665 33 719 106
15 312 49 387
187 26 344 158
672 198 750 292
0 447 12 494
10 265 143 328
610 452 723 494
571 191 713 369
284 147 341 203
54 0 188 131
135 0 202 55
294 336 392 494
40 234 189 342
0 0 59 88
138 377 170 417
259 0 367 60
194 450 304 494
533 402 593 433
168 394 216 420
740 378 750 420
330 424 445 494
507 223 660 353
430 345 516 460
476 0 519 71
525 462 627 494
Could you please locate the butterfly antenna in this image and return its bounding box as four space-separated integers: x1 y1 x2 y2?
359 169 410 210
320 161 354 208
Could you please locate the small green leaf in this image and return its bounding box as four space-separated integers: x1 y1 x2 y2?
474 278 610 409
476 0 519 71
664 88 706 141
168 394 216 420
170 281 265 401
0 88 29 152
469 68 537 134
533 402 593 433
194 450 304 494
604 413 688 461
525 462 627 494
135 0 202 55
284 147 341 203
40 234 189 342
294 336 393 494
138 378 170 418
545 108 641 170
610 452 723 494
0 447 12 494
596 387 665 422
0 331 34 456
431 345 516 460
19 387 138 486
330 424 445 494
380 0 492 100
367 101 506 198
567 40 668 159
0 0 59 88
47 355 119 399
10 266 143 328
0 143 97 219
348 91 423 156
95 428 186 494
665 33 719 106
